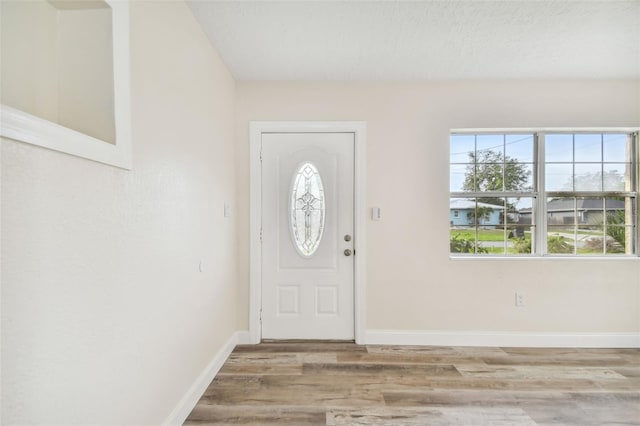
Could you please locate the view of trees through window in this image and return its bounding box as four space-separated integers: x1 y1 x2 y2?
450 132 637 256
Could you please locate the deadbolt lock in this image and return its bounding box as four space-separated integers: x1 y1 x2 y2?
344 234 352 242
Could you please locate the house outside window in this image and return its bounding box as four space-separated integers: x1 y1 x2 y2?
450 131 638 256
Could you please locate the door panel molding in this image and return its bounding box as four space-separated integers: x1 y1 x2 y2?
249 121 367 344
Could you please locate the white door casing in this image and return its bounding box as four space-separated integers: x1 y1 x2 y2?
249 122 366 344
261 133 354 339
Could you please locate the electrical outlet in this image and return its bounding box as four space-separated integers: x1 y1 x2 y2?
515 291 525 307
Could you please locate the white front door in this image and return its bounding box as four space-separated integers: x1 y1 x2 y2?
261 132 354 340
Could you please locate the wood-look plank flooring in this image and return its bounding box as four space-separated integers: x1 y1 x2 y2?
184 341 640 425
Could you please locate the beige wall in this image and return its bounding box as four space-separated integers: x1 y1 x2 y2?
236 81 640 333
1 1 237 424
1 0 59 124
57 6 115 144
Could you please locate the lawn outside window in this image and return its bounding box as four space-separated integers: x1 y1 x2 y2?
449 130 639 257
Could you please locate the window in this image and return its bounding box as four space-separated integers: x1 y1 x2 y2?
290 162 325 257
450 131 638 256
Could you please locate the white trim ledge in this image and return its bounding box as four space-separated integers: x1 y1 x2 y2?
450 255 640 261
451 127 640 134
1 104 131 169
364 330 640 348
163 330 252 426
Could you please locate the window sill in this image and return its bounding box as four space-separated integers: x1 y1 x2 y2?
449 254 640 261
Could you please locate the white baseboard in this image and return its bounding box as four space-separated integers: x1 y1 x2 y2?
364 329 640 348
235 330 253 345
163 330 252 426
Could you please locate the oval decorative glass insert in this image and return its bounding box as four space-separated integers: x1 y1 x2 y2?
290 162 325 257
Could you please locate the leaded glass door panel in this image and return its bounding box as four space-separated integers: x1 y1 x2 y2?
261 132 354 340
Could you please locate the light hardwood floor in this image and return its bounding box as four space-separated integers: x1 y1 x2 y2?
184 341 640 425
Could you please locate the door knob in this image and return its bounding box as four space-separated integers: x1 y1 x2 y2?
344 249 352 256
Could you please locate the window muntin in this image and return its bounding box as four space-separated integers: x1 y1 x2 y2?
450 131 638 256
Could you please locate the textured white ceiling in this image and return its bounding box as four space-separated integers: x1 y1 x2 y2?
187 0 640 81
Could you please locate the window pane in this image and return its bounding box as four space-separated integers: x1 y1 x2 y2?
606 197 631 225
547 227 576 254
579 225 606 255
290 162 325 257
450 164 469 192
451 134 534 194
505 134 534 163
603 134 628 162
458 198 502 226
547 197 575 226
450 134 475 164
604 226 632 255
474 163 503 191
450 198 507 227
450 226 486 254
508 197 533 227
509 225 533 254
510 197 534 212
507 197 533 254
578 197 604 226
574 163 602 191
605 198 635 255
546 164 573 191
476 134 504 158
479 226 508 255
477 197 505 225
546 134 573 162
602 164 629 191
449 199 512 255
575 134 602 162
450 198 476 226
508 163 534 191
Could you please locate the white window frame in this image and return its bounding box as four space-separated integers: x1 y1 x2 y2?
450 128 640 258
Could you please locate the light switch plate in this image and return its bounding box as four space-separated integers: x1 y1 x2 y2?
371 207 381 221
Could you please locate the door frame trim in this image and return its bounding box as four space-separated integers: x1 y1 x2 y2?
249 121 367 344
